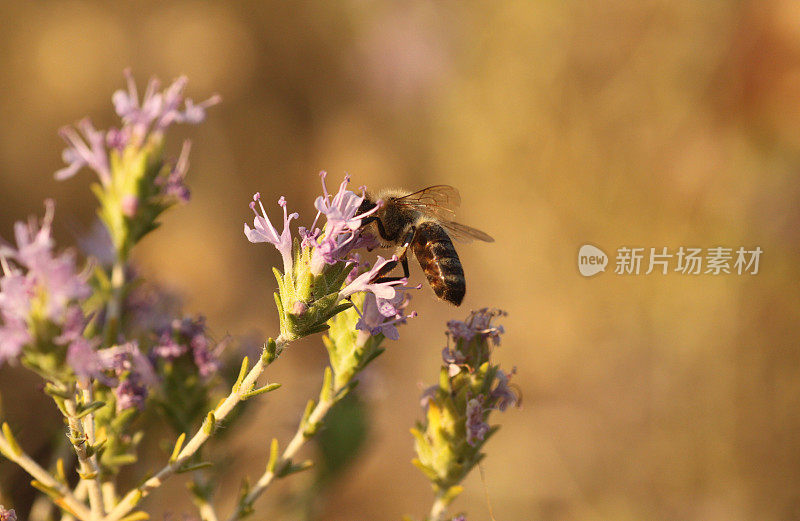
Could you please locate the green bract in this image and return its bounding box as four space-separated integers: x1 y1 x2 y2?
272 241 354 340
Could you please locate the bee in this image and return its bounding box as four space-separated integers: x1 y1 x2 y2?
357 185 493 306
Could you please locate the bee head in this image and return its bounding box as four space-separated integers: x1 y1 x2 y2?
358 194 379 216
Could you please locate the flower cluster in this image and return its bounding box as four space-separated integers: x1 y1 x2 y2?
305 172 380 275
0 201 91 378
412 309 517 516
67 340 157 412
149 316 230 434
103 342 158 412
244 171 414 340
354 286 416 341
57 70 219 184
152 316 223 378
56 70 219 257
0 506 16 521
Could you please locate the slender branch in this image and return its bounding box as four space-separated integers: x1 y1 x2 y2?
81 385 107 512
103 258 126 346
195 496 220 521
61 481 87 521
102 337 288 521
30 439 76 521
29 490 56 521
225 374 338 521
101 481 116 511
428 490 449 521
0 427 93 520
65 399 105 520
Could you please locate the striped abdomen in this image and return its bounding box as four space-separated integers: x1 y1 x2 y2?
412 221 465 306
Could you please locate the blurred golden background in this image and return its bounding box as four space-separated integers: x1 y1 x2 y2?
2 0 800 520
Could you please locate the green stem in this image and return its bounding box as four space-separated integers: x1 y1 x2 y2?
103 258 126 346
0 425 92 520
65 398 105 520
101 337 288 521
428 490 449 521
101 481 116 511
195 496 220 521
225 373 343 521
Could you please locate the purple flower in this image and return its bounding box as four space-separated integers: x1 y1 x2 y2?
150 316 225 379
441 346 467 377
338 255 407 302
57 69 219 181
55 119 111 185
68 338 157 390
114 378 148 412
10 200 56 270
0 201 91 367
112 72 162 137
191 333 222 378
76 220 115 266
0 273 35 364
465 397 489 446
0 311 30 366
98 342 156 382
419 384 438 410
156 140 192 203
151 333 188 360
112 69 221 146
6 202 91 321
446 308 506 346
308 172 381 274
55 306 89 345
105 126 130 151
452 515 466 521
491 368 518 411
90 342 157 412
344 253 367 285
0 506 17 521
313 172 374 231
244 193 299 274
354 290 416 341
67 337 104 384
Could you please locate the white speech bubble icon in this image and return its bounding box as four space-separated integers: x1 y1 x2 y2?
578 244 608 277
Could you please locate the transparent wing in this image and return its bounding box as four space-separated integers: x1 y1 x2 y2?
394 185 461 220
440 221 494 243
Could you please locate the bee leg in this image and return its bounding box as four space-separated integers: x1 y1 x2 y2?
372 256 411 283
372 228 415 283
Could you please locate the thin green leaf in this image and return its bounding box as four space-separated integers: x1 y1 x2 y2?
177 461 213 473
75 401 106 419
170 433 186 463
1 423 22 457
233 356 250 393
241 383 281 400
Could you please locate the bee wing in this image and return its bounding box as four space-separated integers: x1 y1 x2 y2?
394 185 461 220
440 221 495 243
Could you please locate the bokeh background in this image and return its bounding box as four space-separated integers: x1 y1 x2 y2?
1 1 800 520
